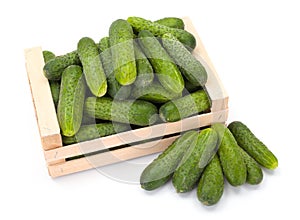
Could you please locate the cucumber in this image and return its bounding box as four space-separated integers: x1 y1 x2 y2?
162 33 207 86
43 50 80 80
132 82 182 104
84 97 158 126
197 155 224 206
138 30 184 94
212 123 247 186
127 16 196 50
42 51 60 108
155 17 184 29
159 90 211 122
184 80 202 93
228 121 278 170
42 50 55 63
99 37 131 100
77 37 107 97
57 65 85 137
109 19 137 85
140 131 198 190
238 146 263 185
62 122 129 145
172 128 219 193
133 40 154 87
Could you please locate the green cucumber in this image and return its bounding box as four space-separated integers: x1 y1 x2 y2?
42 51 60 108
133 41 154 87
197 155 224 206
212 123 247 186
162 33 207 86
62 122 129 145
184 80 202 93
132 82 182 104
42 50 55 63
127 16 196 49
238 146 263 185
109 19 137 85
57 65 85 137
159 90 211 122
43 50 80 80
228 121 278 170
172 128 219 193
140 131 198 191
138 30 184 94
84 97 158 126
99 37 131 100
155 17 184 29
77 37 107 97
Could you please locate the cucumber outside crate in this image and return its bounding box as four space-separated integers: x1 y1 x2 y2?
24 17 229 178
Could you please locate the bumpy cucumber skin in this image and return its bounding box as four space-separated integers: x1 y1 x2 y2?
77 37 107 97
172 128 219 193
43 50 80 80
228 121 278 170
159 90 211 122
42 50 55 63
84 97 158 126
42 51 60 108
138 30 184 94
140 131 198 191
132 82 182 104
238 146 263 185
99 37 131 100
155 17 184 29
213 123 247 186
109 19 137 85
62 122 129 145
184 80 202 93
197 155 224 206
162 33 207 86
57 65 85 137
127 16 196 50
133 40 154 87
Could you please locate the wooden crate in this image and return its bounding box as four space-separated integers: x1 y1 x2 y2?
24 17 228 178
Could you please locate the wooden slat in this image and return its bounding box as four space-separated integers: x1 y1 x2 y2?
24 47 62 150
182 17 229 112
45 109 228 164
48 134 180 177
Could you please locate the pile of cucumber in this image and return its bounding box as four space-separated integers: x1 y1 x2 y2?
141 121 278 206
42 17 211 145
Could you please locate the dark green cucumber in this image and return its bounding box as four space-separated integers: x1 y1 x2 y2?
228 121 278 170
133 40 154 87
62 122 129 145
172 128 219 193
162 33 207 86
43 50 80 80
42 50 55 63
159 90 211 122
138 30 184 94
109 19 137 85
140 131 198 190
127 16 196 49
99 37 131 100
132 82 182 104
238 146 263 185
155 17 184 29
197 155 224 206
212 123 247 186
77 37 107 97
84 97 158 126
57 65 85 137
184 80 202 93
42 51 60 107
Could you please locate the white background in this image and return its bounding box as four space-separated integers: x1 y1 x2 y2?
1 0 299 219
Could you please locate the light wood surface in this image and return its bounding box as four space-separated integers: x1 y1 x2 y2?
24 47 62 150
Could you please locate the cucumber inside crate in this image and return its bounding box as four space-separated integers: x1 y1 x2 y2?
24 17 228 177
